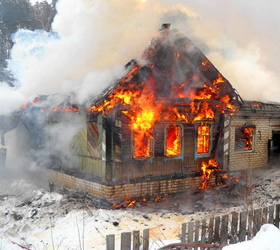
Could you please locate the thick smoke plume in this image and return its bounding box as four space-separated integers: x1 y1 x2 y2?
2 0 280 114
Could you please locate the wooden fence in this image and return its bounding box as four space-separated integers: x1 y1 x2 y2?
106 203 280 250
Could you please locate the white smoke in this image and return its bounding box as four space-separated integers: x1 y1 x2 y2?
1 0 279 116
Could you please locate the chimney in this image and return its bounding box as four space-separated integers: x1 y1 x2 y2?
160 23 171 30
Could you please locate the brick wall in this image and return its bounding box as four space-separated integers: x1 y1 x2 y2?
48 170 216 202
229 116 280 171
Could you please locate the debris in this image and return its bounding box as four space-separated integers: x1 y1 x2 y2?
113 221 119 226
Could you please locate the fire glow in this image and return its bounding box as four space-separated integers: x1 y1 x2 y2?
200 158 240 189
91 66 237 158
165 124 182 156
197 123 210 154
200 158 219 189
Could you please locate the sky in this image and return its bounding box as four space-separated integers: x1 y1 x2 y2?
1 0 280 115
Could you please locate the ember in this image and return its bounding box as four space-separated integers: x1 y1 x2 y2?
112 195 166 209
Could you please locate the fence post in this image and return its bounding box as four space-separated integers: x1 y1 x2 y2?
121 232 131 250
247 210 254 240
262 207 268 224
133 231 140 250
194 220 200 250
268 205 275 224
220 215 228 245
187 221 194 250
253 209 262 236
239 211 247 242
276 204 280 228
106 234 115 250
201 219 207 250
214 216 221 243
208 218 214 244
143 229 149 250
230 212 238 244
181 223 187 243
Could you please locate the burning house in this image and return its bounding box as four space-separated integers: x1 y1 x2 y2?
6 24 280 203
49 24 244 202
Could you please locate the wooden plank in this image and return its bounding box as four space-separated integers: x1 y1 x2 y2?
187 221 194 250
133 231 140 250
276 204 280 228
268 205 275 224
143 229 149 250
106 234 115 250
207 218 214 244
239 211 247 242
194 220 200 250
247 210 254 240
214 216 221 244
230 212 238 244
253 209 262 236
262 207 268 224
220 215 228 245
181 223 187 250
121 232 131 250
181 223 187 243
201 219 207 250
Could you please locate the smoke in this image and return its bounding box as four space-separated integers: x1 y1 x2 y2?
3 0 279 110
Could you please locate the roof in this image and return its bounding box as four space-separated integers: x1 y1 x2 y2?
237 101 280 118
92 24 242 113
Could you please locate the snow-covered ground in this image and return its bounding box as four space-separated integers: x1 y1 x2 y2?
223 224 280 250
1 166 280 250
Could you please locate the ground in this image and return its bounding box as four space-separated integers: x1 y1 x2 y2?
1 166 280 250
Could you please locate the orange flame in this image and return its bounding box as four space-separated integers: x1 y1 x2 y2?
166 125 182 156
197 123 210 154
200 158 219 189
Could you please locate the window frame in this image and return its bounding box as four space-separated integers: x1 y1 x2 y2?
164 123 183 158
234 126 255 152
195 122 213 158
131 130 154 159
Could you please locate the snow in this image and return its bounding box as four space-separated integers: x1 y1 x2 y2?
1 167 280 249
223 224 280 250
0 240 23 250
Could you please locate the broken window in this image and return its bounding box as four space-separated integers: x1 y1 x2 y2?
165 124 182 157
133 131 154 158
235 126 254 151
196 123 211 154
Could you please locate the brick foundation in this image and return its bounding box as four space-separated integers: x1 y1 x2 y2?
48 170 215 202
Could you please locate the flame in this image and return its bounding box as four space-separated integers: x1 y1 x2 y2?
112 196 165 209
89 36 238 159
236 127 254 151
197 123 210 154
242 127 254 150
200 158 219 189
200 158 240 189
166 125 182 156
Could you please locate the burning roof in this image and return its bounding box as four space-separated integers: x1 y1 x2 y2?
91 24 242 114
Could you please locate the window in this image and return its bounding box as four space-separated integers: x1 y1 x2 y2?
133 131 154 158
165 124 182 157
235 126 254 151
196 123 211 155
